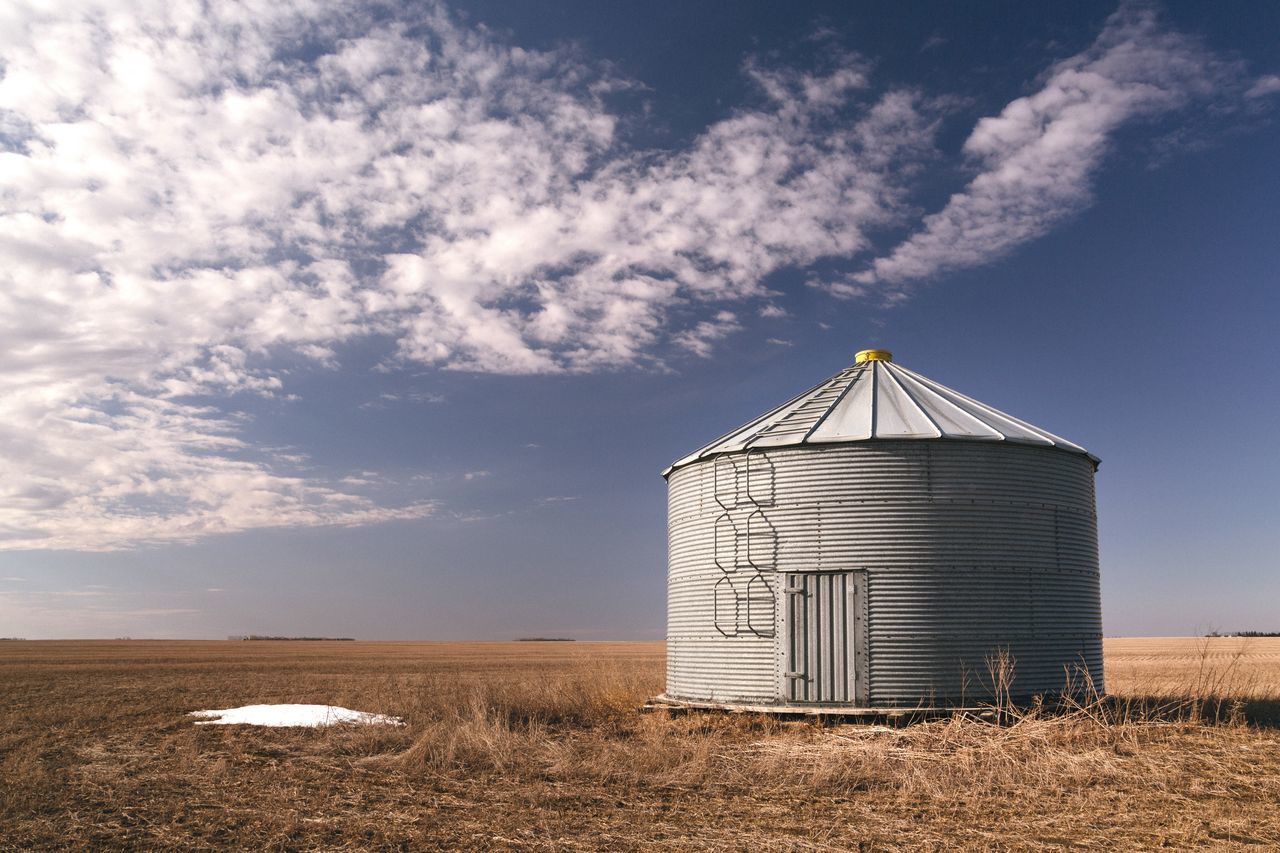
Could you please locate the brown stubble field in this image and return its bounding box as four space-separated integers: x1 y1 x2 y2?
2 638 1279 850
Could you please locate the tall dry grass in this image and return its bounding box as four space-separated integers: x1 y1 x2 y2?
376 639 1280 804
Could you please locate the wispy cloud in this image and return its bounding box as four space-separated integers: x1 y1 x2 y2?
0 1 1267 551
0 586 202 635
851 4 1263 288
919 34 948 53
1245 74 1280 99
672 311 745 358
359 391 446 410
0 0 938 550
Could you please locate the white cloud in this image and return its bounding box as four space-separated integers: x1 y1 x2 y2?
810 273 867 300
0 0 1262 550
359 390 445 409
672 311 744 358
379 73 935 373
1246 74 1280 99
853 4 1258 286
0 0 938 550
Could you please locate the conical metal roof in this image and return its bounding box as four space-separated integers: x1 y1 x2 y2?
665 349 1096 475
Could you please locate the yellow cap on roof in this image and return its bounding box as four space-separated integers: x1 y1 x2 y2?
855 348 892 363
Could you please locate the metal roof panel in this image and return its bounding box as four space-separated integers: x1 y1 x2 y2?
665 350 1096 475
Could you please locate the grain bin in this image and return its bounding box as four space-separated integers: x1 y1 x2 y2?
661 349 1103 711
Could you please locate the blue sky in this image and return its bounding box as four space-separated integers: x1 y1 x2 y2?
0 0 1277 638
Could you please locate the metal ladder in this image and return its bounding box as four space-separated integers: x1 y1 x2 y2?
743 365 864 446
712 449 777 637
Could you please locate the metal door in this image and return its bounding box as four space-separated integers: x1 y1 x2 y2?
784 571 868 704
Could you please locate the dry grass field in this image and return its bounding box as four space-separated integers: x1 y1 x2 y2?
2 637 1279 850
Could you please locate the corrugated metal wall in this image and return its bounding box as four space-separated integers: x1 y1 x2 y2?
666 440 1103 706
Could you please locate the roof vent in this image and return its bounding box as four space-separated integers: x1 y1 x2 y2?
854 348 892 363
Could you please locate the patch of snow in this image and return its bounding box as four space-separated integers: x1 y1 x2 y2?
188 704 404 727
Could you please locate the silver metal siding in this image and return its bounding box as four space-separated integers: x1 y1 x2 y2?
666 440 1103 706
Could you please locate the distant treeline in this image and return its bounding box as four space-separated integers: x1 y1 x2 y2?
227 635 356 641
1206 631 1280 638
517 637 576 642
